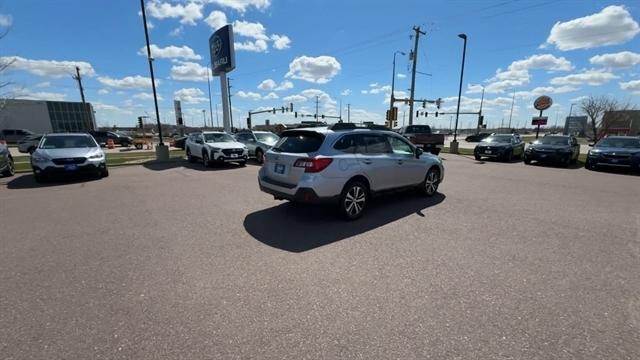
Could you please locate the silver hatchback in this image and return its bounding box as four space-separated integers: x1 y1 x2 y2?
258 124 444 219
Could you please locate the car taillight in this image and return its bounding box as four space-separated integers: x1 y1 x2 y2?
293 157 333 173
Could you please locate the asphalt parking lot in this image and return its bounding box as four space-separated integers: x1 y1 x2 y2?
1 156 638 359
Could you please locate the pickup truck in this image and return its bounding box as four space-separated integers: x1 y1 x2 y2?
396 125 445 155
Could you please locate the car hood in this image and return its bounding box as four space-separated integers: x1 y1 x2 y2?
35 148 101 158
205 141 245 149
529 144 570 151
478 142 510 148
590 146 640 154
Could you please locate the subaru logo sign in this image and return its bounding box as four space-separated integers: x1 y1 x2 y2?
209 25 236 75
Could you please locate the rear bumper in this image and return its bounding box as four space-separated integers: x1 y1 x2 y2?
259 179 339 204
587 156 638 168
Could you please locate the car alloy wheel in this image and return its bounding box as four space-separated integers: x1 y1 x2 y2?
256 149 264 164
203 152 210 167
423 168 440 196
2 157 15 177
341 181 367 220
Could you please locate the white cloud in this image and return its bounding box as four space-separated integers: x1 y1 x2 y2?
97 75 155 89
139 44 201 60
174 88 207 104
396 73 406 79
590 51 640 68
283 94 306 103
257 79 276 90
93 102 134 115
15 91 67 101
146 0 203 25
508 54 573 71
515 85 579 99
361 90 368 94
544 5 640 51
275 80 293 91
271 34 291 50
233 20 269 40
170 61 209 81
34 81 51 88
285 55 341 84
133 92 163 101
203 0 270 13
235 39 268 52
236 90 262 100
341 89 352 96
98 89 109 95
550 69 619 86
466 84 484 94
170 26 184 37
0 14 12 27
2 56 95 78
263 92 279 100
570 95 589 103
300 89 336 105
204 10 227 30
620 79 640 95
349 108 384 124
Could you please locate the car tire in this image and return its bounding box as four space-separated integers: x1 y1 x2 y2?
474 154 481 161
255 149 264 164
504 150 513 162
2 157 15 177
186 148 195 163
524 157 531 165
421 167 440 197
339 180 369 220
585 160 596 171
101 167 109 178
239 161 247 167
202 151 210 167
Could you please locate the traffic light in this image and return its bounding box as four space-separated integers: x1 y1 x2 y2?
177 117 183 126
416 110 420 118
272 108 276 114
392 107 398 121
137 116 143 129
281 106 285 113
478 115 484 126
321 114 325 119
247 117 252 129
289 103 294 112
294 112 298 118
436 98 442 109
393 120 398 127
385 109 390 121
435 112 438 118
425 112 428 117
423 100 427 108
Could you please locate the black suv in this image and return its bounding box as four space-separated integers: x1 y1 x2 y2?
474 134 525 161
585 136 640 171
524 135 580 166
465 132 491 142
88 131 133 147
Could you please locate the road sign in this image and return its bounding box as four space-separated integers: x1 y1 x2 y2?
209 25 236 75
174 100 182 125
532 116 548 125
534 95 553 111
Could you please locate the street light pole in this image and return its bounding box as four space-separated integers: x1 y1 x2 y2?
389 51 405 118
140 0 166 159
206 63 214 128
202 110 206 128
451 33 467 153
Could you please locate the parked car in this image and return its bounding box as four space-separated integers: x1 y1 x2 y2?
170 135 188 150
234 131 280 164
30 133 108 182
465 132 491 142
523 135 580 166
17 134 43 153
258 123 444 220
88 130 133 147
0 143 15 177
396 125 444 155
1 128 35 144
185 132 248 167
474 134 525 161
585 136 640 171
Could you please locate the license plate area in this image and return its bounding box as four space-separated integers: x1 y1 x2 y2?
274 163 285 174
64 164 78 171
230 153 238 158
485 150 492 154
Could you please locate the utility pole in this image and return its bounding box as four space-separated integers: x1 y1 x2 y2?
508 88 515 131
403 111 407 127
215 103 219 128
202 110 206 128
315 96 319 122
72 66 90 130
206 64 214 128
347 104 351 123
408 26 425 126
339 100 342 122
477 86 484 135
140 0 165 155
227 78 234 131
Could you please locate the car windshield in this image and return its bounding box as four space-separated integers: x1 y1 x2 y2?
272 132 323 153
40 136 97 149
535 136 569 145
405 125 431 133
204 133 235 143
595 138 640 148
484 135 512 143
255 133 279 143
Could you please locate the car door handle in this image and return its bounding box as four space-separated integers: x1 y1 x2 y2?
361 159 372 165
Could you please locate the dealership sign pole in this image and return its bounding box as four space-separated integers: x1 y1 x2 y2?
532 95 552 139
209 25 236 133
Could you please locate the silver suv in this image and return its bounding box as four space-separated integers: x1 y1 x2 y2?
258 124 444 219
185 131 248 167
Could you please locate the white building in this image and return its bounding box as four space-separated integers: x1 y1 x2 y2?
0 99 96 133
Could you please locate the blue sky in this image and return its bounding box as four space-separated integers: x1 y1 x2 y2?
1 0 639 129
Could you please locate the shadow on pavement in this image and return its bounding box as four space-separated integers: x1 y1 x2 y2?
244 192 446 253
5 174 101 189
143 158 262 171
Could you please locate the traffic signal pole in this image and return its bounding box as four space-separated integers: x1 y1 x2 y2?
408 26 425 126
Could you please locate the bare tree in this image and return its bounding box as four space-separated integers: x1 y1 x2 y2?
580 95 635 142
0 28 15 111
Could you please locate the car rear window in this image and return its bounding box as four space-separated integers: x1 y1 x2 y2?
273 131 324 153
405 125 431 133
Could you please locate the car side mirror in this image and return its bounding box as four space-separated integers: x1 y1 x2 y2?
588 144 594 147
416 148 424 158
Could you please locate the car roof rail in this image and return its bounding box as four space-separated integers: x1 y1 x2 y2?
328 123 392 131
